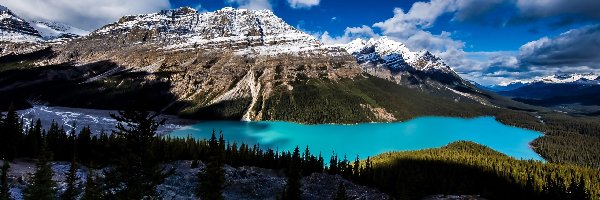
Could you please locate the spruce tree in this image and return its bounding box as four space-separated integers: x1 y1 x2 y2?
1 104 22 160
352 156 360 181
196 131 224 200
23 143 56 200
102 110 169 199
334 182 347 200
283 146 302 200
1 160 10 200
61 158 78 200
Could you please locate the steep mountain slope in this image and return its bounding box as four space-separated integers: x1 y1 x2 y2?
338 37 495 106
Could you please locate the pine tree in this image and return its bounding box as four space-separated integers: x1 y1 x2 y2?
334 182 347 200
76 127 92 165
23 143 56 200
1 104 22 160
61 158 78 200
1 160 10 200
81 170 101 200
102 110 169 199
196 131 224 200
328 152 338 175
569 176 590 200
352 155 360 181
283 146 302 200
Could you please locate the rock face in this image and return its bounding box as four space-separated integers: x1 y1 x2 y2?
340 37 494 106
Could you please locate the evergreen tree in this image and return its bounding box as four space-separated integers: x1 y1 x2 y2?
334 182 347 200
328 152 338 175
283 146 302 200
1 104 22 160
352 155 360 181
196 131 224 200
102 110 169 199
61 158 78 200
76 127 92 165
568 176 589 200
81 170 101 200
1 160 10 200
23 143 56 200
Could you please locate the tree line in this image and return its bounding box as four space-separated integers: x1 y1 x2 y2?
1 104 598 199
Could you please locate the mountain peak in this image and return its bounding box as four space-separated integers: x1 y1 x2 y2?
340 36 454 73
0 5 43 42
83 6 337 57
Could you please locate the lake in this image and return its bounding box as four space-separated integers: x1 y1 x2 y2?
171 116 544 162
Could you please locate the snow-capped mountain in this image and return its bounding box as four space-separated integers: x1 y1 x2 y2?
495 73 600 108
337 37 493 106
30 21 89 40
49 7 361 121
88 7 333 56
502 73 600 86
341 37 453 73
0 5 42 42
490 73 600 92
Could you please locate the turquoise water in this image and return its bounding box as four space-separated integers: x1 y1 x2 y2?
170 116 544 161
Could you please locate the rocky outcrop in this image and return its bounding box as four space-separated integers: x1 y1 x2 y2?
1 160 390 200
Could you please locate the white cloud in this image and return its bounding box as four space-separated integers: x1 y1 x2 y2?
287 0 320 9
373 0 458 38
226 0 273 10
319 25 378 45
2 0 171 31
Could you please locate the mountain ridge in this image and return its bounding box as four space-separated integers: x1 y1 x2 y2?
0 6 535 124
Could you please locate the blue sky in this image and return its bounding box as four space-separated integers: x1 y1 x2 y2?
3 0 600 85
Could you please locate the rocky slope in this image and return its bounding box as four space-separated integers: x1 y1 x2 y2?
2 160 389 200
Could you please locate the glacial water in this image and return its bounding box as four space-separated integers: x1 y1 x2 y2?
171 116 544 162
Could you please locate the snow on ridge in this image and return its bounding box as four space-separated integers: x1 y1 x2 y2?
339 36 452 73
501 73 600 86
93 7 328 56
30 21 89 39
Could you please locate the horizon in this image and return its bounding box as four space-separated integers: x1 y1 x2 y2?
2 0 599 85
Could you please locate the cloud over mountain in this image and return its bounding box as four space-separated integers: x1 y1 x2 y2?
2 0 171 31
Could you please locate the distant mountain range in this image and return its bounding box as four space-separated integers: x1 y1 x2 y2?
0 6 532 123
